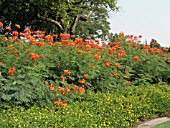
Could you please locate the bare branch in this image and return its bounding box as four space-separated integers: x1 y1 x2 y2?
37 13 65 33
71 10 93 34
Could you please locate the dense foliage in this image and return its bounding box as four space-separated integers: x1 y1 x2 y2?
0 0 118 36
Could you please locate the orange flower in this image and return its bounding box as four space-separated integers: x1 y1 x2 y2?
112 72 117 76
124 76 129 79
95 39 99 43
64 70 71 75
44 81 48 85
149 48 154 53
91 65 95 69
79 79 86 85
44 35 53 42
59 101 67 107
6 26 11 31
58 86 65 92
65 87 70 93
24 49 30 52
60 75 65 80
72 85 78 92
0 21 3 27
126 81 131 85
93 53 101 61
29 53 40 61
160 54 165 57
167 60 170 64
49 84 55 91
12 31 18 36
36 42 44 47
8 67 16 76
78 87 85 94
15 24 20 29
105 62 110 68
162 47 168 52
83 74 88 79
56 93 60 97
133 56 139 62
110 72 117 76
65 84 70 88
85 44 91 50
155 49 161 54
0 62 2 65
54 100 61 106
77 50 83 54
104 59 110 63
114 63 119 68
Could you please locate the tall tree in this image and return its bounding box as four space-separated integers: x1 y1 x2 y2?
0 0 119 35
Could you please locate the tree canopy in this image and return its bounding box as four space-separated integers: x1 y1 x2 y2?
0 0 119 36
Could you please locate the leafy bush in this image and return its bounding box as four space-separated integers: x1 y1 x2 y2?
0 29 170 107
0 84 170 128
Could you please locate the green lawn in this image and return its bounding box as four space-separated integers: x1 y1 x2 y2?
153 121 170 128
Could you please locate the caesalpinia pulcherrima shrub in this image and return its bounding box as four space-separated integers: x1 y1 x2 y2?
0 21 170 107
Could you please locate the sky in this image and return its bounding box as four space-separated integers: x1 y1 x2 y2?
108 0 170 47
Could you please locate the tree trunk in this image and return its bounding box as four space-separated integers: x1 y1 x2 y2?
70 10 93 35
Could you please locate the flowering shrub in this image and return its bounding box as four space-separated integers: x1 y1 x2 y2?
0 22 170 107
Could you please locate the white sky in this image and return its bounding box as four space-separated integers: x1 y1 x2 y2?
108 0 170 47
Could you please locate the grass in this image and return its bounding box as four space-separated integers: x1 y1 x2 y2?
0 84 170 128
153 121 170 128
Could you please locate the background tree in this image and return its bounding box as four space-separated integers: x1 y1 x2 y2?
0 0 119 36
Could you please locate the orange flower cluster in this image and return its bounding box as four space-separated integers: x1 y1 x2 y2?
118 50 127 57
29 53 40 61
162 47 168 52
60 75 65 80
78 86 85 94
74 38 83 46
6 26 11 31
79 79 86 85
58 86 70 95
93 52 101 61
104 59 110 68
77 50 83 54
60 33 70 40
54 99 67 107
108 46 117 54
36 42 44 47
8 67 16 76
64 70 71 75
49 84 55 91
62 40 69 45
85 44 91 50
72 85 85 94
12 31 19 40
119 31 124 39
44 35 53 42
133 56 139 62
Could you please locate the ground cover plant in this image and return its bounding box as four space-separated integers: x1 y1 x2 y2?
0 84 170 128
0 22 170 127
